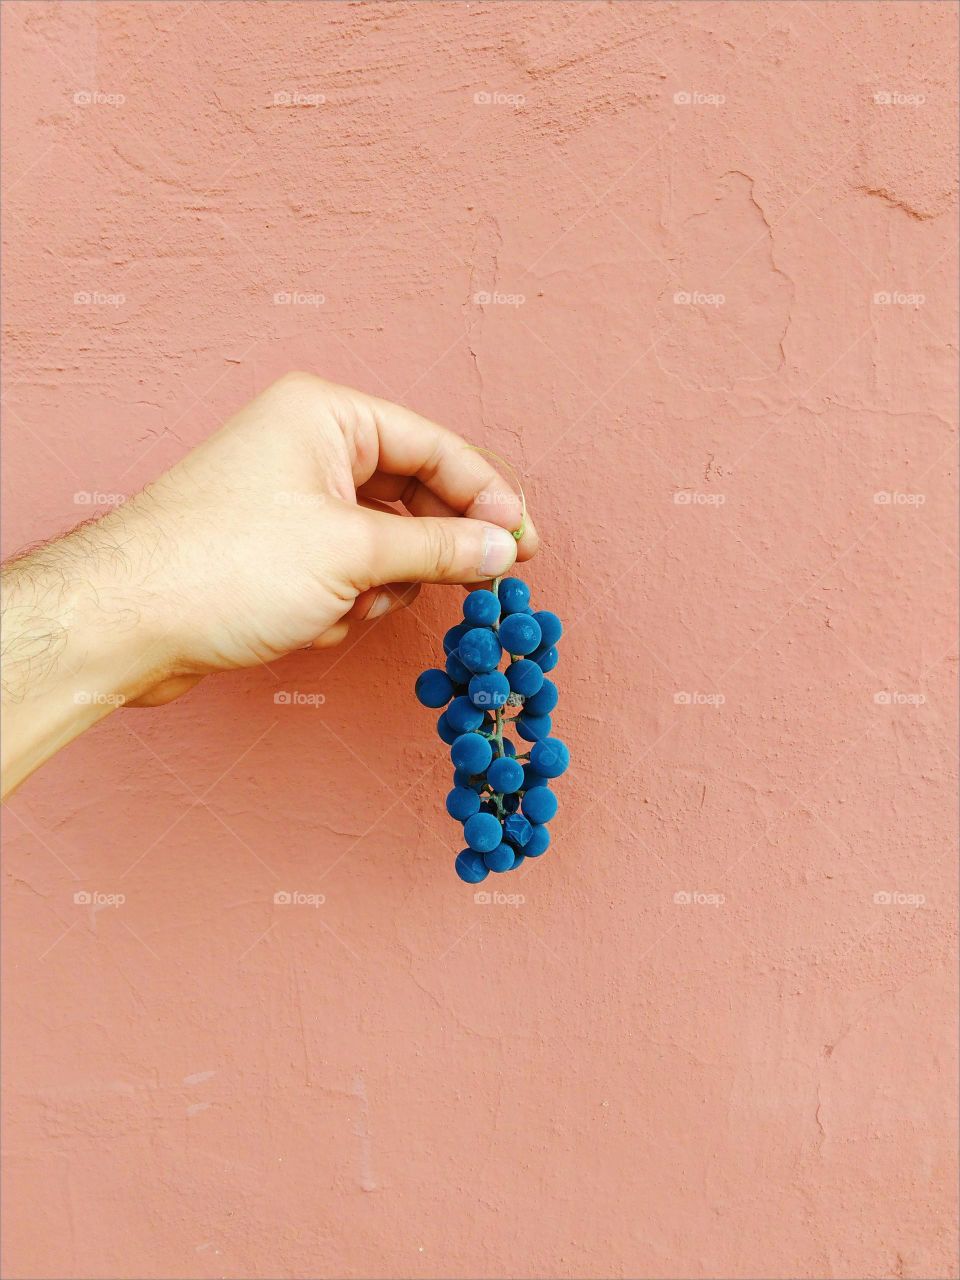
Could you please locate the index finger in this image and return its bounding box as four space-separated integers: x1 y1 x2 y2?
331 381 539 560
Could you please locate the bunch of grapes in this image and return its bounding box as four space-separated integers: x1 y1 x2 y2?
415 577 568 883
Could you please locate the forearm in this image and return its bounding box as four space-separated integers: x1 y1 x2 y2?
1 523 156 796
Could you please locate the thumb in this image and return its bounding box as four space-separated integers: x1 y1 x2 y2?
356 508 518 587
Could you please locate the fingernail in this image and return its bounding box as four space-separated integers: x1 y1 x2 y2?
367 593 392 619
479 527 517 578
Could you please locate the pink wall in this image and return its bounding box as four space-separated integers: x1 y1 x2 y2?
2 3 958 1278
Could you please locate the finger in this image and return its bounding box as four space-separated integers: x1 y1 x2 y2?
309 620 351 649
357 472 457 519
332 383 539 559
355 507 518 589
347 582 421 621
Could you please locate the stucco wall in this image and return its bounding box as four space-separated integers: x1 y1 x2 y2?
2 3 957 1278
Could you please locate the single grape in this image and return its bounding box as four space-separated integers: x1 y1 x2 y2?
501 738 518 757
463 589 500 626
443 623 470 655
506 658 544 697
510 851 526 870
532 644 558 672
415 668 455 708
446 787 482 821
487 756 524 794
498 577 531 614
458 627 502 674
446 695 485 734
530 738 569 778
532 610 562 648
451 733 493 774
521 787 557 824
524 825 550 857
498 613 542 657
464 811 503 853
503 812 533 848
484 843 515 873
445 651 472 685
455 849 489 883
516 712 552 742
468 670 510 710
523 678 558 716
437 712 459 745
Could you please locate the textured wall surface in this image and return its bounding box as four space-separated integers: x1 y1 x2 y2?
2 3 958 1278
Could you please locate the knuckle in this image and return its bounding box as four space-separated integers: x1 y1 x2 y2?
425 521 459 577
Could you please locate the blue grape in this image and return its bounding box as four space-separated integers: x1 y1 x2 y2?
498 577 530 614
455 849 489 883
451 733 493 774
464 811 502 853
521 787 557 824
506 658 544 697
510 851 526 870
415 668 455 708
501 738 517 757
503 812 533 848
463 589 500 626
524 825 550 857
447 694 485 734
453 767 484 791
487 756 524 793
446 787 481 820
530 737 569 778
532 610 562 648
516 712 552 742
484 843 515 873
445 651 472 685
468 670 510 709
437 712 459 745
458 627 502 673
523 678 558 716
532 644 558 673
499 613 542 656
443 623 470 655
502 792 521 814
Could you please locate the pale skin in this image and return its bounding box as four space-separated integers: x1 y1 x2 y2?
0 373 539 797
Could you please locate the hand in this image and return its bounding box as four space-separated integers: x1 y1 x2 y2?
0 373 538 793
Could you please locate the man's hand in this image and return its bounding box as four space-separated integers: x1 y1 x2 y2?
1 373 538 794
